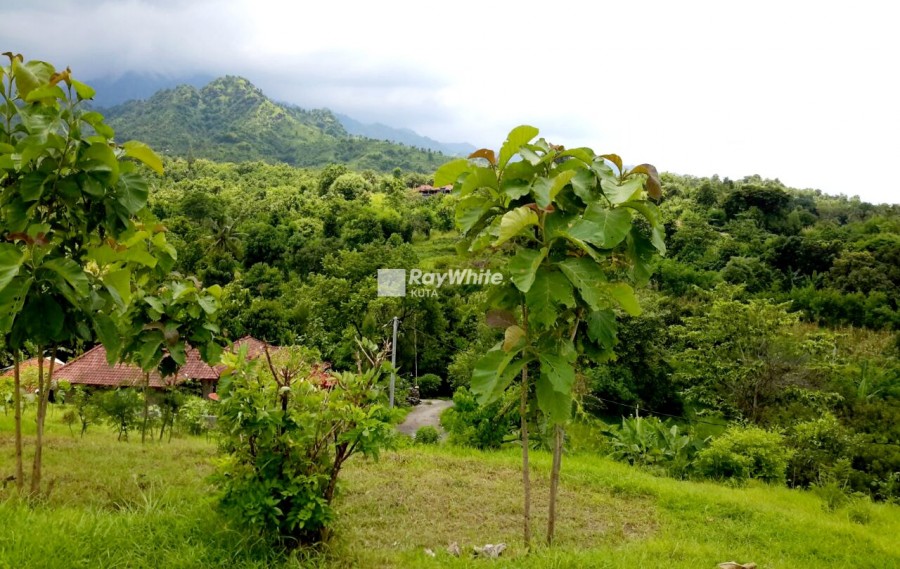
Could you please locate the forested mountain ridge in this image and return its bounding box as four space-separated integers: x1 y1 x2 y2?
101 76 450 172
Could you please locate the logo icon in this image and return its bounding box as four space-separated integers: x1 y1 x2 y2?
377 269 407 297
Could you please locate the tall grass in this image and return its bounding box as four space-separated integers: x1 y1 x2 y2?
2 409 899 568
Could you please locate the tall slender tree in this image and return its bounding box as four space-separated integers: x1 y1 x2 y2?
436 126 665 546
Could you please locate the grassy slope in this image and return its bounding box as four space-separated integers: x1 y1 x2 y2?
1 411 898 568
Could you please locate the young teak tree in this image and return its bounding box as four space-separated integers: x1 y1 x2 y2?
0 54 166 493
435 125 665 546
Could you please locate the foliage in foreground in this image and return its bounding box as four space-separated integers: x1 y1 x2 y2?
212 341 398 546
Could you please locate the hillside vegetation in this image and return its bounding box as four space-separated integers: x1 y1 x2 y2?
102 76 450 172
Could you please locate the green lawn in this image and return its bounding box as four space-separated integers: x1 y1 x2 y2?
1 409 898 568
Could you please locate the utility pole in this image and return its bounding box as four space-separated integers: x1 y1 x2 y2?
413 314 418 384
390 316 399 408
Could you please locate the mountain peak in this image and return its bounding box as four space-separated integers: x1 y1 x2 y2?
101 76 450 172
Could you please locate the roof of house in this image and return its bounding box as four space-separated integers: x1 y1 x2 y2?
0 357 66 378
56 336 273 388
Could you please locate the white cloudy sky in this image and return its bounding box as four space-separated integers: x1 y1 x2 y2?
2 0 898 203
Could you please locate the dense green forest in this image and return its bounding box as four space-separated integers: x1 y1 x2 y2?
101 76 450 172
109 156 898 502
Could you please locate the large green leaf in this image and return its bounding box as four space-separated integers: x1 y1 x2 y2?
137 333 164 370
508 247 548 293
70 79 96 101
117 171 149 214
494 206 539 247
459 166 499 197
455 194 494 234
558 257 607 310
535 378 571 424
22 295 65 343
526 268 574 329
434 158 470 187
82 141 120 182
498 125 539 170
600 177 643 205
122 141 164 175
0 243 24 293
471 347 523 405
103 268 132 308
583 205 632 248
586 309 618 349
532 170 576 209
570 168 598 202
605 282 641 316
11 57 42 99
0 276 32 335
626 227 656 286
93 313 122 363
539 352 576 393
41 257 90 298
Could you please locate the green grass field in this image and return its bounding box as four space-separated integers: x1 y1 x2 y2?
1 408 899 568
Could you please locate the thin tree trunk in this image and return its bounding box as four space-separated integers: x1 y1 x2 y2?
547 423 564 545
520 366 532 550
13 352 23 492
31 347 56 495
141 371 150 444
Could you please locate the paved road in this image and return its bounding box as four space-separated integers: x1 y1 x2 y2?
397 399 454 436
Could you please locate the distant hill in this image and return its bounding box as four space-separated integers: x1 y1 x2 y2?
335 113 476 157
87 72 214 108
100 76 451 172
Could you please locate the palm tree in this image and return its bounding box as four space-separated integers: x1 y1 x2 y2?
205 216 244 258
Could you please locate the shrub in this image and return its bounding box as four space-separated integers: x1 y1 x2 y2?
213 342 398 547
416 373 442 398
415 425 440 445
605 416 707 478
70 386 102 437
787 413 859 488
442 387 518 450
696 425 791 484
95 388 143 441
177 396 217 436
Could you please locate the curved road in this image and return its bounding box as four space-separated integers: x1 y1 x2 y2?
397 399 454 436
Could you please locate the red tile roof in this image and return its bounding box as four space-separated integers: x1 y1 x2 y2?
0 357 65 378
57 336 274 388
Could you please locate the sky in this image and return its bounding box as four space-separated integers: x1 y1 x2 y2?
2 0 898 204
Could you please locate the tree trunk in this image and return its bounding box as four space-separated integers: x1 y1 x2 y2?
141 371 150 444
13 353 23 492
520 366 532 550
547 423 564 545
31 347 56 495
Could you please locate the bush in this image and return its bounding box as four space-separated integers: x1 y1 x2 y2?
416 373 442 398
177 396 217 436
442 387 518 450
415 425 440 444
605 415 707 478
95 388 143 441
787 413 859 488
70 386 102 437
213 343 398 547
696 425 791 484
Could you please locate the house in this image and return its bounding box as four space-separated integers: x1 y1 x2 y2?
56 336 271 396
